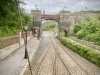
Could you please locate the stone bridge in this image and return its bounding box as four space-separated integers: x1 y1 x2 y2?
31 10 97 38
41 14 60 22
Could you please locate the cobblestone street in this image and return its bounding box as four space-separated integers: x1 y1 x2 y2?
23 31 100 75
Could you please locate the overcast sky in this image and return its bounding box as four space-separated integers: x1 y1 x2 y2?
21 0 100 14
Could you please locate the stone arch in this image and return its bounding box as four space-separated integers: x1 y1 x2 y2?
41 19 59 24
41 19 58 31
44 18 59 22
63 30 68 37
32 27 40 37
32 10 73 39
41 18 59 23
61 29 68 37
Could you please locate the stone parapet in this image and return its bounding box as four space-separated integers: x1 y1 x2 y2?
0 43 19 61
69 36 100 51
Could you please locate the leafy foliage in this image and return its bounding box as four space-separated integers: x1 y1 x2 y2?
72 16 100 45
42 23 58 32
61 37 100 67
0 0 32 38
62 31 65 37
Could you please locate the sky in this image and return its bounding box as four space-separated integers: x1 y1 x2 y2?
21 0 100 14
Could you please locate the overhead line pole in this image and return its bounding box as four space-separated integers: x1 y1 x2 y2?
14 0 33 75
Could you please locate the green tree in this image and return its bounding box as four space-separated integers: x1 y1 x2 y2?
0 0 32 38
72 16 100 46
42 23 58 32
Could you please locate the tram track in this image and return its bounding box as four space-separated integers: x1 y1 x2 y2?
57 41 94 75
31 31 94 75
50 32 71 75
51 32 94 75
32 38 55 75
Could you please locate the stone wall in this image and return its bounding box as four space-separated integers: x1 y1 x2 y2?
0 43 19 61
69 36 100 51
0 31 33 61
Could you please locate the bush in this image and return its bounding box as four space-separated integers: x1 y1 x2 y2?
72 17 100 46
42 23 58 33
73 24 81 33
61 37 100 67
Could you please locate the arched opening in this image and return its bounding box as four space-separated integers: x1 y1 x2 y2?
44 18 59 22
62 30 68 37
32 27 39 37
42 20 58 35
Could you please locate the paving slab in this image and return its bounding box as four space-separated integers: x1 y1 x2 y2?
0 37 39 75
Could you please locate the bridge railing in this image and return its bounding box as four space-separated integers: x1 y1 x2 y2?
41 14 60 19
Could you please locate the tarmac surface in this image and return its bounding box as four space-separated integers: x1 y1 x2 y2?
24 31 49 75
0 37 39 75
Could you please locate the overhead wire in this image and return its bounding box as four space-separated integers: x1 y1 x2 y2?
62 0 81 11
52 0 53 14
47 0 49 14
52 0 54 14
74 0 81 5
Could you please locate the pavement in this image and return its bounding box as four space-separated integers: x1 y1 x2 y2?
0 37 40 75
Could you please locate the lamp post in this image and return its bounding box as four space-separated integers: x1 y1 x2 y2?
24 23 29 59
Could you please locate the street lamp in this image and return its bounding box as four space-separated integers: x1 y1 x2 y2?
24 23 29 59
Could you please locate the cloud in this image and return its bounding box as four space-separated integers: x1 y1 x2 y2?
79 0 87 5
22 0 100 14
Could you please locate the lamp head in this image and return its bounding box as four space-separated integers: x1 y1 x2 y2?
24 23 29 30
